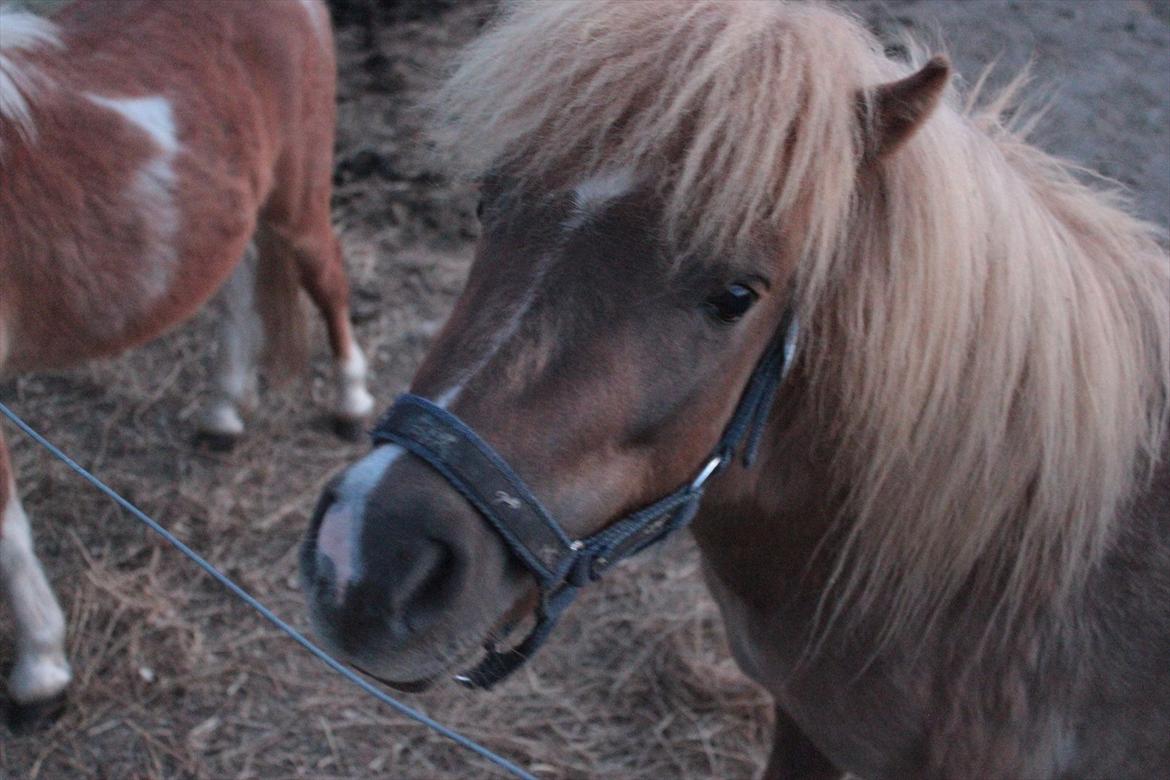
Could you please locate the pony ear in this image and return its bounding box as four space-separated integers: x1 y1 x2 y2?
865 55 951 159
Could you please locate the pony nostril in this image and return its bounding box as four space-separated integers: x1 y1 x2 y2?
392 538 464 635
305 486 469 643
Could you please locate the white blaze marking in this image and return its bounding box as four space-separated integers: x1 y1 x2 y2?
1 489 71 703
320 255 551 569
318 445 405 585
434 384 462 410
430 255 552 409
338 445 405 506
317 503 359 601
564 168 636 231
0 8 61 148
321 209 561 573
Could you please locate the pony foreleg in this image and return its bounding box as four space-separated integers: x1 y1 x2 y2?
0 440 71 729
197 246 262 449
763 706 843 780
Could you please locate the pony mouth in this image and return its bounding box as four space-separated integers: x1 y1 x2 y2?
354 663 438 693
351 611 531 693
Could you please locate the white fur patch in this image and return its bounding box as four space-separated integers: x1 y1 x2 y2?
338 445 404 507
430 254 551 408
336 334 374 421
1 489 71 703
86 94 178 154
296 0 331 46
322 252 551 573
199 403 245 438
319 444 405 585
199 248 261 438
86 93 180 314
435 384 462 409
565 168 635 230
0 7 62 146
316 502 358 600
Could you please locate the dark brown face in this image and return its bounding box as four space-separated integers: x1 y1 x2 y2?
300 171 790 686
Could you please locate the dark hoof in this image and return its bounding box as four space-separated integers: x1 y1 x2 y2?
332 417 366 442
193 430 240 452
7 693 67 734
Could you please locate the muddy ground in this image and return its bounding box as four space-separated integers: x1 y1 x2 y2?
1 1 1167 778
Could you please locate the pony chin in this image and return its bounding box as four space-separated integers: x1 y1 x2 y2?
317 618 517 693
306 577 535 690
301 598 470 689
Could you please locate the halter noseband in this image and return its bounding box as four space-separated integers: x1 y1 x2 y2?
370 311 798 689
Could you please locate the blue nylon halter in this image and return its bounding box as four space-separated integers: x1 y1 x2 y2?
370 311 798 688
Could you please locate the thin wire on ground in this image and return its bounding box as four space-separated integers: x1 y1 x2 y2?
0 400 539 780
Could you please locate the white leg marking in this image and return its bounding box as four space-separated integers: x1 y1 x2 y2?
1 491 71 703
336 334 374 422
199 247 261 438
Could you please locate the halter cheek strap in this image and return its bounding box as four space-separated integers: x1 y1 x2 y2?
370 311 798 689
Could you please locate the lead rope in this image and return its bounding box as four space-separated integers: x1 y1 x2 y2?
0 401 538 780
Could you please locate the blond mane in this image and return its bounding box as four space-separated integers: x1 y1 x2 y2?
432 0 1170 641
0 4 60 147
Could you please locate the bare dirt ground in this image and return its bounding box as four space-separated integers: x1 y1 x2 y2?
2 1 1167 778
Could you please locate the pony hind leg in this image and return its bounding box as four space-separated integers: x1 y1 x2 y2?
0 432 71 730
260 224 373 439
196 244 263 450
763 706 843 780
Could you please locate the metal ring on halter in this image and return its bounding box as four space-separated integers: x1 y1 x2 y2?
690 455 725 491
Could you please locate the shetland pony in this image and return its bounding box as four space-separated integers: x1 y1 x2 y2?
0 0 372 727
301 1 1170 777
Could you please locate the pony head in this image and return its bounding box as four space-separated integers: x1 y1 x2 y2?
300 0 958 686
301 0 1168 685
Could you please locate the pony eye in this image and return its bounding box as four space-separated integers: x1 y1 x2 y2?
475 197 485 221
704 284 758 323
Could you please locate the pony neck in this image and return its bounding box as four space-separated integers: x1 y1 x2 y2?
690 371 840 616
699 100 1170 648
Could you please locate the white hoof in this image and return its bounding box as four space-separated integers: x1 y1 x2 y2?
8 654 72 705
337 385 375 422
198 402 245 438
336 339 374 423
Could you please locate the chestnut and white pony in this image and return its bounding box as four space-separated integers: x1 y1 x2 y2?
0 0 371 726
302 1 1169 777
